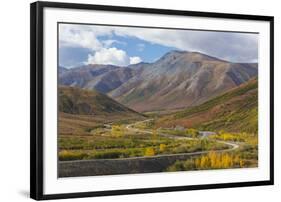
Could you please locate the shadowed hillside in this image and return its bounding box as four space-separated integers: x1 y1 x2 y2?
58 86 144 136
59 86 142 116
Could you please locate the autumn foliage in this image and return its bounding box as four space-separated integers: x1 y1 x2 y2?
111 125 125 137
167 151 247 172
195 152 242 169
145 147 155 156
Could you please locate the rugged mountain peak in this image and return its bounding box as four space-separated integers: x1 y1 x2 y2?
156 50 227 64
186 51 228 62
59 50 258 112
156 50 188 62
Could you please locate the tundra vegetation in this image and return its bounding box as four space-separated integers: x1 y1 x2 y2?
166 131 258 171
59 77 258 172
59 121 229 161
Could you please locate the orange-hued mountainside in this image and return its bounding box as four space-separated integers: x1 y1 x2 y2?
155 78 258 134
59 50 257 112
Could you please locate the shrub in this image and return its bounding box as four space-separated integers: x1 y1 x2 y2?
159 144 167 152
111 125 125 137
59 150 88 161
91 150 125 159
186 128 199 138
166 151 251 171
145 147 155 156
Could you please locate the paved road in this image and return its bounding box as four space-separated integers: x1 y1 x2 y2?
126 119 194 140
126 119 239 152
59 119 240 177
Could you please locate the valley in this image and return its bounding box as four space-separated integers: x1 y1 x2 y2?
58 50 258 177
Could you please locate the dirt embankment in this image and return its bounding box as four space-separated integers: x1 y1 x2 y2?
59 153 199 177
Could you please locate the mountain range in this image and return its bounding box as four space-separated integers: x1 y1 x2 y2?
59 50 258 112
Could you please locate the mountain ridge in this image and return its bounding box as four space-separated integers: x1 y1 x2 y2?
59 50 258 112
109 51 257 111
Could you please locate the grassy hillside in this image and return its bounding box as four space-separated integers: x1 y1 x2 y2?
58 86 144 136
59 86 143 116
156 78 258 134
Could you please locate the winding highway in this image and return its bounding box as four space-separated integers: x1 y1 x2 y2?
125 119 240 157
59 119 240 177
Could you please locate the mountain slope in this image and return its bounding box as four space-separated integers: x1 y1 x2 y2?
59 64 141 94
59 86 142 117
59 50 258 112
156 78 258 133
59 66 68 74
109 51 258 112
59 64 118 88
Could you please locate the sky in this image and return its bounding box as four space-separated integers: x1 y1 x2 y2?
59 23 258 68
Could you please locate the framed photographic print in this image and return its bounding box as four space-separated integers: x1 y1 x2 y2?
30 1 274 200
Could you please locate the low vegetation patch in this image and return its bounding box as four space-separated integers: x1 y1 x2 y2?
166 131 258 171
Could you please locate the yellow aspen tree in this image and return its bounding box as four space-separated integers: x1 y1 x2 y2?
228 154 234 167
195 158 201 168
216 158 221 168
221 154 233 168
200 156 210 169
145 148 155 156
234 155 240 165
221 154 227 168
159 144 166 152
208 151 217 168
239 160 245 168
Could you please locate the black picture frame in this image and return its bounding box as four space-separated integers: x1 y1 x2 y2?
30 1 274 200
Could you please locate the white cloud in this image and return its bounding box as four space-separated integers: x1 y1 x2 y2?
59 24 104 50
60 24 142 66
86 47 142 66
114 27 258 62
87 48 129 66
130 56 142 64
60 23 258 63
